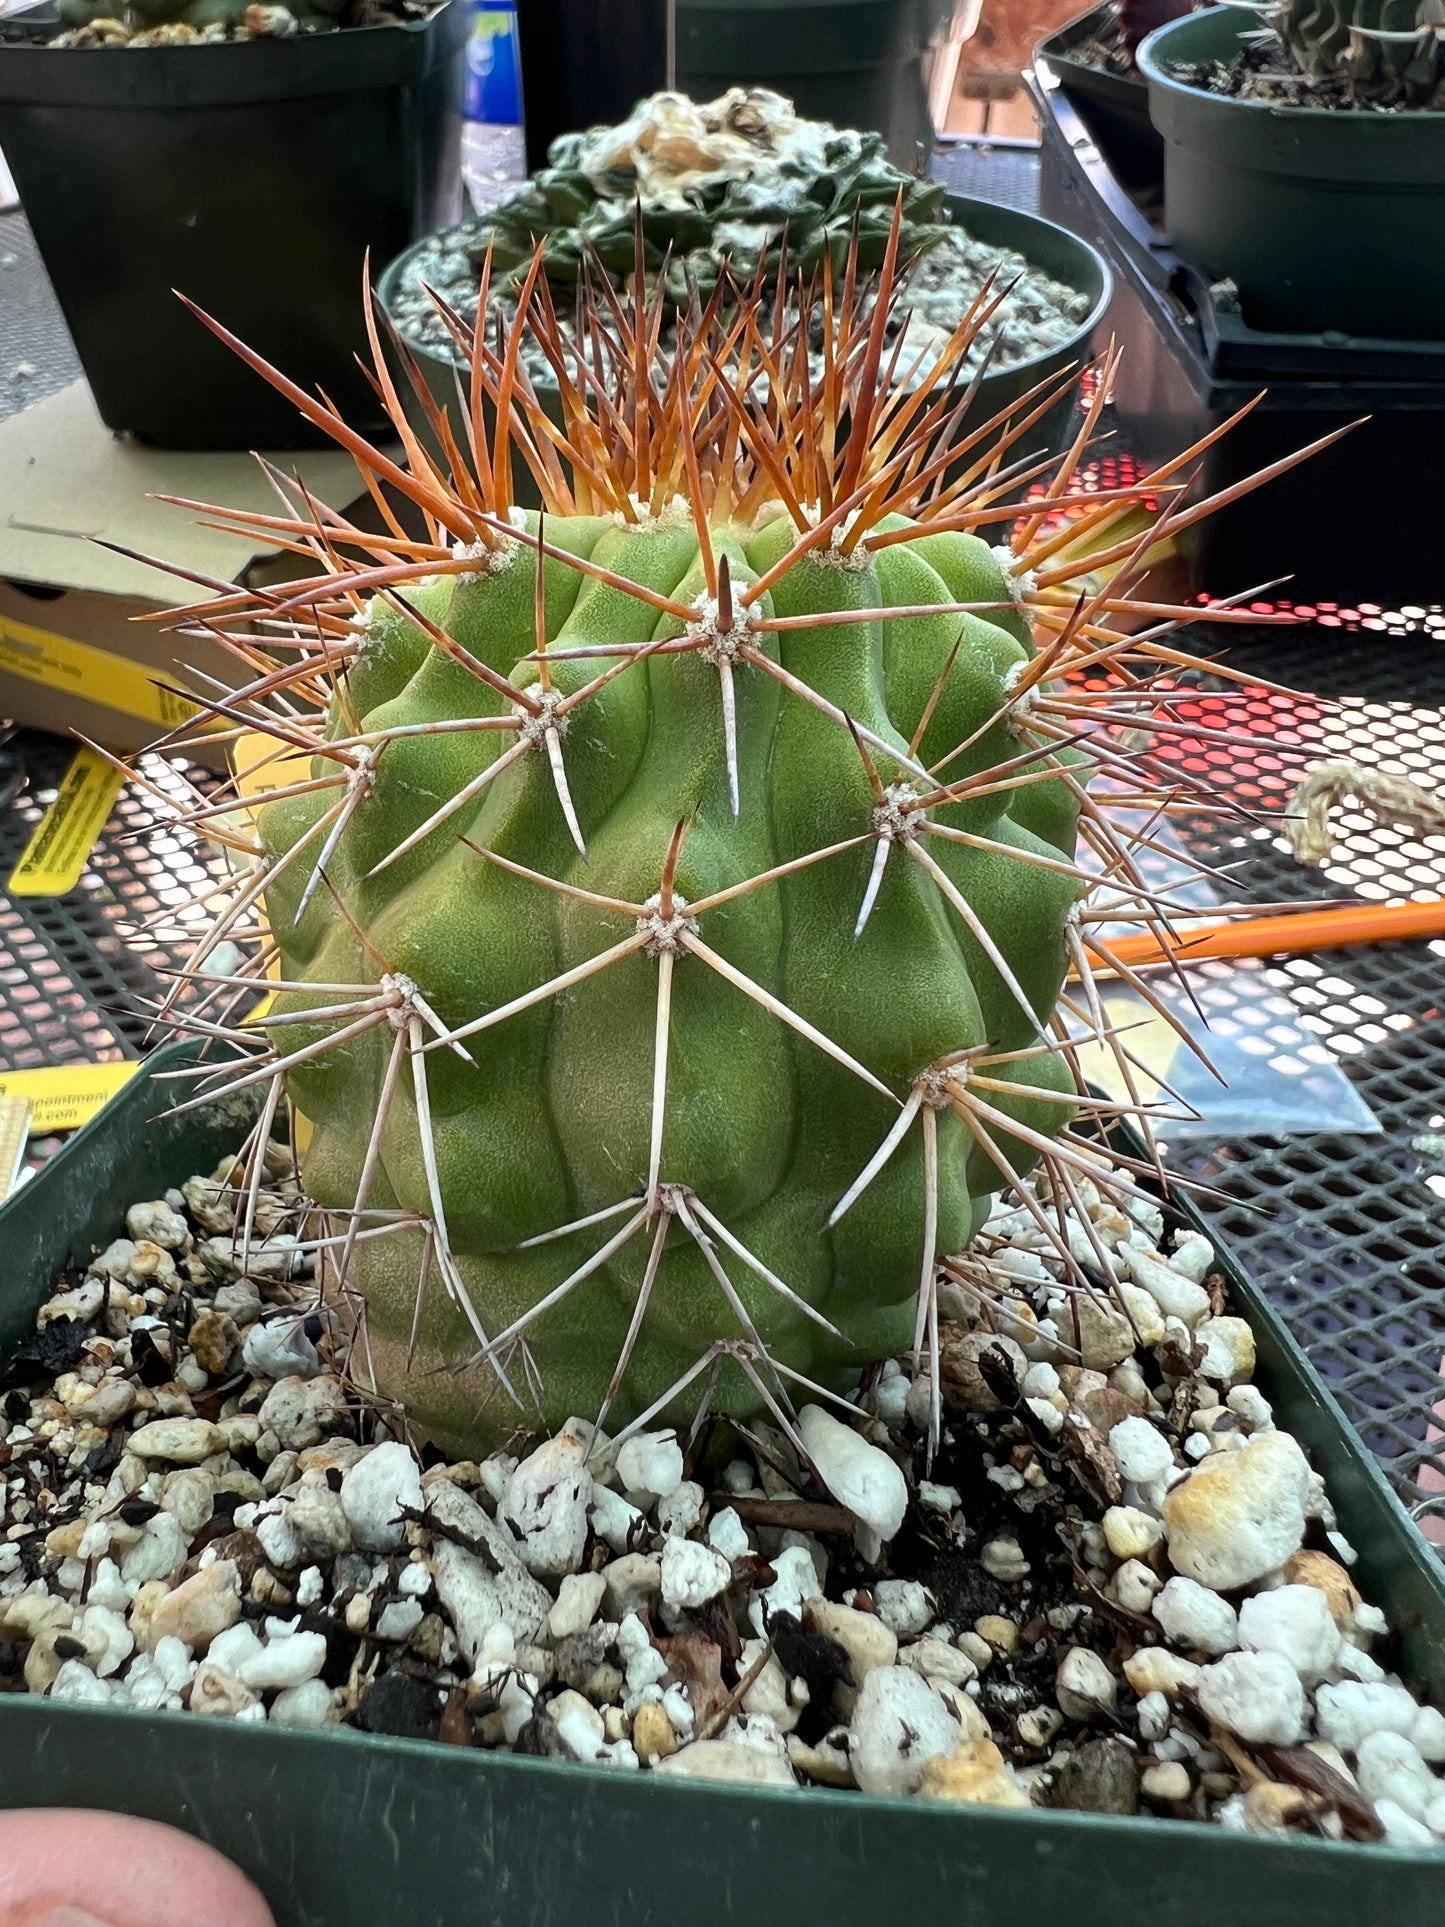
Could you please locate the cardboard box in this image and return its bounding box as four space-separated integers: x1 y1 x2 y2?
0 381 376 769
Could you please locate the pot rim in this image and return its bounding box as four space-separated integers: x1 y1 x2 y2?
376 191 1114 400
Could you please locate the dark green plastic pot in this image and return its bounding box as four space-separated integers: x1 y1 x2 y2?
0 1 467 449
2 1041 1444 1925
1138 6 1445 339
375 192 1112 504
676 0 945 171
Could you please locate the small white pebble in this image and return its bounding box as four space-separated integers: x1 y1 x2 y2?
707 1507 750 1562
1152 1577 1239 1657
1196 1651 1305 1746
1238 1584 1342 1683
871 1578 933 1638
1109 1417 1174 1485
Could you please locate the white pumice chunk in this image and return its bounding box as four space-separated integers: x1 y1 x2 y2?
748 1545 824 1637
1109 1417 1175 1485
498 1429 593 1578
1169 1231 1215 1283
339 1442 423 1554
847 1667 961 1798
615 1431 684 1504
1237 1584 1342 1683
1056 1647 1117 1720
1152 1577 1239 1657
588 1484 645 1556
1354 1730 1435 1824
872 1579 933 1639
797 1405 907 1543
707 1507 750 1563
660 1538 732 1613
1196 1652 1306 1746
1315 1681 1423 1752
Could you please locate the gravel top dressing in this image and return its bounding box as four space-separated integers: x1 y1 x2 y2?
3 1129 1443 1844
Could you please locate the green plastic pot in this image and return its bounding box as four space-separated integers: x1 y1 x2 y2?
675 0 946 171
375 191 1112 506
1 1042 1444 1925
1137 6 1445 339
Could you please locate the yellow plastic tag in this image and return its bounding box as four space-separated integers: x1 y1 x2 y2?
229 731 313 1155
233 729 315 808
0 1096 30 1204
6 745 126 897
0 1060 140 1135
1072 991 1184 1108
0 610 201 730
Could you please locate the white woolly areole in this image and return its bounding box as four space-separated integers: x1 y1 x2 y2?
1001 657 1039 732
515 687 570 746
872 781 921 844
452 536 518 585
686 592 754 663
636 892 698 957
991 543 1037 602
818 507 870 572
609 494 694 531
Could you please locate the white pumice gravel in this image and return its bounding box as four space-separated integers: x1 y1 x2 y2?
0 1132 1441 1845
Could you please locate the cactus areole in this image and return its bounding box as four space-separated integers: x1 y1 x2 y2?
152 221 1294 1455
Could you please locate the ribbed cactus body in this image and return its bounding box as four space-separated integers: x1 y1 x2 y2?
1279 0 1445 101
259 513 1080 1452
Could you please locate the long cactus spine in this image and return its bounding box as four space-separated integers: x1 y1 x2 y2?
133 223 1323 1458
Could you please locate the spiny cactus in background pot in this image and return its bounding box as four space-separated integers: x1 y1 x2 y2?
1268 0 1445 102
134 224 1318 1460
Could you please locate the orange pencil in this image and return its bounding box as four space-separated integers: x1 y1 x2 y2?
1084 898 1445 975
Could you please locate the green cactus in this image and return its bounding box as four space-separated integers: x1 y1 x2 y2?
154 231 1254 1459
466 86 951 306
1275 0 1445 102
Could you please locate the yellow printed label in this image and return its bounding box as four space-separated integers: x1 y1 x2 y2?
1072 992 1183 1108
6 745 126 897
0 1060 140 1135
0 610 201 730
233 729 315 809
230 732 315 1157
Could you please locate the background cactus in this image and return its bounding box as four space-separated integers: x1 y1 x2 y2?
55 0 362 40
1275 0 1445 101
141 228 1308 1459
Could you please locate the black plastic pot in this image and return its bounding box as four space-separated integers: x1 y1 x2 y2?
1137 5 1445 340
1034 4 1161 191
513 0 669 175
375 191 1112 502
1030 66 1445 605
0 1 467 450
674 0 945 171
2 1041 1445 1924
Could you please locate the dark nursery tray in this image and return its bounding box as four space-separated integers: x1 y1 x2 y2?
0 1042 1442 1926
1034 3 1162 190
1028 69 1445 606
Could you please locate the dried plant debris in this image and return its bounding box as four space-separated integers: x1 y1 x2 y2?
387 88 1092 379
1 1136 1442 1845
1287 760 1445 866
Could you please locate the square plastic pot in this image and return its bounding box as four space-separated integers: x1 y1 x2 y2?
2 1040 1444 1925
1136 6 1445 341
0 1 468 450
1030 66 1445 607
